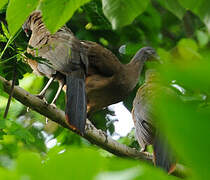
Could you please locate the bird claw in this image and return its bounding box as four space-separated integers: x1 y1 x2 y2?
45 117 49 124
50 103 57 108
140 147 146 152
26 106 30 112
36 95 48 104
36 93 45 99
45 103 57 124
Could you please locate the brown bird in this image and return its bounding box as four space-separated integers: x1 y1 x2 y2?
23 11 88 134
132 69 176 173
81 41 158 115
23 11 158 132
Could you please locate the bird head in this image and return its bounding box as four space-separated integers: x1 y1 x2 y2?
22 11 42 37
132 46 159 63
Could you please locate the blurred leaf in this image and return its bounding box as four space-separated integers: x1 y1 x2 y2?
0 80 3 94
157 86 210 179
160 60 210 92
178 0 210 32
0 167 19 180
40 0 91 34
0 0 8 11
46 148 103 180
159 0 186 20
102 0 150 29
6 0 39 36
0 118 6 129
177 38 200 60
196 30 209 47
157 48 172 63
16 152 45 180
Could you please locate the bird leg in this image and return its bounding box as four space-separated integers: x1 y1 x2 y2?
50 81 65 106
46 81 64 124
27 76 55 112
37 76 55 99
140 145 147 152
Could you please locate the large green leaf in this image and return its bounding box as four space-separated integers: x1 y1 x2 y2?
157 59 210 179
158 0 185 20
178 0 210 32
0 0 8 10
40 0 91 34
0 148 176 180
6 0 39 36
102 0 150 29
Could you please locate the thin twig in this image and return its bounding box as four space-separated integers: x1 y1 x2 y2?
3 63 17 118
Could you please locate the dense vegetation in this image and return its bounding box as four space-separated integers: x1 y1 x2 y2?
0 0 210 179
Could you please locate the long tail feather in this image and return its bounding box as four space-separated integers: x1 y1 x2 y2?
65 74 86 135
153 132 176 173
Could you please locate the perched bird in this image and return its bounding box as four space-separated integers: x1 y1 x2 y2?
81 41 158 115
132 69 176 173
23 11 158 132
23 11 88 134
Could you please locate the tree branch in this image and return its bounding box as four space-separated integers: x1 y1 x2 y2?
0 75 151 160
0 75 187 177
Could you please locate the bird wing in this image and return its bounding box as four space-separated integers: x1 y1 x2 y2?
28 27 88 76
132 84 156 148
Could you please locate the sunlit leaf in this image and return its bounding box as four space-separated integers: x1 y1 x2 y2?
40 0 91 33
178 0 210 32
102 0 150 29
177 38 200 60
157 84 210 179
0 0 8 11
17 152 45 180
159 0 185 20
196 30 209 47
6 0 39 36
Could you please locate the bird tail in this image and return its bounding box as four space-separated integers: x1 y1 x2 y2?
65 71 86 135
153 131 176 174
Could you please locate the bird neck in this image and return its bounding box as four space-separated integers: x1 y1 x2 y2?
115 58 145 95
127 55 147 77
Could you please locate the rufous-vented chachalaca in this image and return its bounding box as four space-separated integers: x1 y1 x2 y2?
23 11 158 133
81 41 158 114
132 69 176 173
23 11 88 134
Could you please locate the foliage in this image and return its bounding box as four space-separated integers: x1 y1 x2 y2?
0 0 210 179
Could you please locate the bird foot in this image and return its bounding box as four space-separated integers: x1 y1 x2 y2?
36 93 45 99
45 103 57 124
45 117 49 124
26 106 30 112
36 94 48 103
50 103 57 108
140 147 146 152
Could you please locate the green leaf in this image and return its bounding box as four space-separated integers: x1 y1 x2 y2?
1 22 10 39
102 0 150 29
0 81 3 94
177 0 201 10
6 0 39 36
157 86 210 179
40 0 91 34
196 30 209 47
178 0 210 32
46 148 103 180
17 152 45 180
177 38 200 60
158 0 185 20
0 0 8 10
